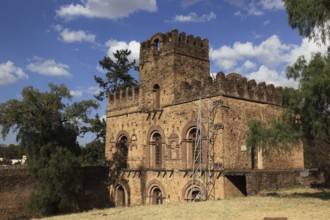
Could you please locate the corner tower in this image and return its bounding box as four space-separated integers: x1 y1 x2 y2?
139 29 210 110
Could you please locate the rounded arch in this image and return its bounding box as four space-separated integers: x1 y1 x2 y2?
147 125 166 144
147 179 167 205
116 130 131 143
112 181 131 207
153 83 160 90
181 120 207 139
181 180 207 202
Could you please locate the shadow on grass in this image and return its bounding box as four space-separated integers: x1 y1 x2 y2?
264 189 330 200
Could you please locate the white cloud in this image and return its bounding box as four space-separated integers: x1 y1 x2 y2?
0 61 28 85
246 65 298 88
263 20 270 26
170 12 216 22
243 60 256 70
59 28 96 43
247 1 263 16
26 57 71 77
86 86 101 95
259 0 284 11
105 40 140 64
228 0 284 17
56 0 157 20
233 11 242 17
70 90 83 97
210 35 327 88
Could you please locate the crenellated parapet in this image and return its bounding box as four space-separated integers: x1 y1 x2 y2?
108 87 140 110
175 72 283 105
140 29 209 65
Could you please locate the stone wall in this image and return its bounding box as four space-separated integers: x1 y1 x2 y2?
0 166 111 220
246 170 301 195
0 166 35 220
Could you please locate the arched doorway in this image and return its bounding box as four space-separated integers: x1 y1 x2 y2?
182 180 207 202
187 186 203 202
151 187 163 205
115 185 126 207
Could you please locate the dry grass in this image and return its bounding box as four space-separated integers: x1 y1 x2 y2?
40 187 330 220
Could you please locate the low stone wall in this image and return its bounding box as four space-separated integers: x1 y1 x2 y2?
246 170 302 195
0 166 111 220
0 166 35 220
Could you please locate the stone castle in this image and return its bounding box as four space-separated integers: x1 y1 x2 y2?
105 30 304 206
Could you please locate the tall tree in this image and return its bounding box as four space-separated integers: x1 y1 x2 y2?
285 53 330 142
284 0 330 44
0 84 98 215
94 49 138 101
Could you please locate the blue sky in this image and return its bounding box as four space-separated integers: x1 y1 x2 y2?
0 0 328 146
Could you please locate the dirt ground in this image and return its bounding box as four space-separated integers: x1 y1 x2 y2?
40 187 330 220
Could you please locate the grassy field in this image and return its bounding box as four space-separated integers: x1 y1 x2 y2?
40 187 330 220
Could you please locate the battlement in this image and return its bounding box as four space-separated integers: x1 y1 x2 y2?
108 87 140 110
175 72 283 105
140 29 209 64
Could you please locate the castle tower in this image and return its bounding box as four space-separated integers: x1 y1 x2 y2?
139 29 210 110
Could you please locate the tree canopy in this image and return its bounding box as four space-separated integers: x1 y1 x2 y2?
0 84 98 215
94 49 138 101
284 0 330 44
285 53 330 142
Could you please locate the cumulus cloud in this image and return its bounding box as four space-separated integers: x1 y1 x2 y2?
105 40 140 64
59 28 96 43
70 90 83 97
246 65 298 88
210 35 327 88
56 0 157 20
0 61 28 85
26 57 71 77
169 12 216 22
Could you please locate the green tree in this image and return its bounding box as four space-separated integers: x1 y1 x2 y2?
81 113 106 143
81 139 105 166
0 84 98 215
94 49 138 101
286 53 330 141
284 0 330 44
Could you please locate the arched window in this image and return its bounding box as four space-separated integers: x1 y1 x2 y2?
153 84 160 109
151 132 162 168
117 136 128 168
188 128 202 165
154 39 160 51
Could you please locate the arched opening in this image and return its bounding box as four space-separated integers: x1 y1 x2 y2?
151 132 162 168
188 128 202 165
187 186 203 202
117 136 128 168
115 185 126 207
153 39 160 51
153 84 160 109
151 187 163 205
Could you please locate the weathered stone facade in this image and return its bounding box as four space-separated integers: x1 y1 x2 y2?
105 30 304 206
